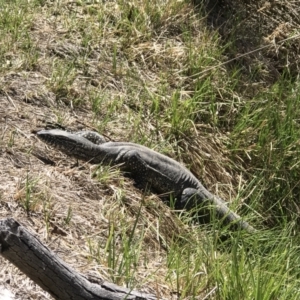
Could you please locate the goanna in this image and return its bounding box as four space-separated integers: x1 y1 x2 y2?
37 129 256 232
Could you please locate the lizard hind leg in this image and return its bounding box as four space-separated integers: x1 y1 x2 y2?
180 188 211 210
74 131 107 145
118 149 175 196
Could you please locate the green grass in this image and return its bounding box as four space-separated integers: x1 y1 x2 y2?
1 0 300 298
230 76 300 227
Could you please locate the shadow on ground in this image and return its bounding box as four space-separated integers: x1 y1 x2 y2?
196 0 300 88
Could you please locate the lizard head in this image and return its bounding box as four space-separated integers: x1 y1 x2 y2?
37 129 96 158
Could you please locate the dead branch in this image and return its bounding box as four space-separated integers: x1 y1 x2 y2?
0 218 158 300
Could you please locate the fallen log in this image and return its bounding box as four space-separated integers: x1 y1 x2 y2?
0 218 157 300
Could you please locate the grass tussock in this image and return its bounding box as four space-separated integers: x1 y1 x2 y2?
1 0 300 299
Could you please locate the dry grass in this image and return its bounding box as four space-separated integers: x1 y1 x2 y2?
1 0 300 299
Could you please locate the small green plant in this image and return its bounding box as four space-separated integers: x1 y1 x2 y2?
87 201 144 286
49 59 77 100
93 164 122 186
23 174 39 214
7 130 16 147
64 206 73 225
105 205 144 285
42 198 53 236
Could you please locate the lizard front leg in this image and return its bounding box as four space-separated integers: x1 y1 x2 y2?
117 150 179 198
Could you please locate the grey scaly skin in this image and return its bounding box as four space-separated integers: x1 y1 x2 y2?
37 129 256 233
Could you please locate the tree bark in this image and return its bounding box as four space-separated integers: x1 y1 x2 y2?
0 218 157 300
